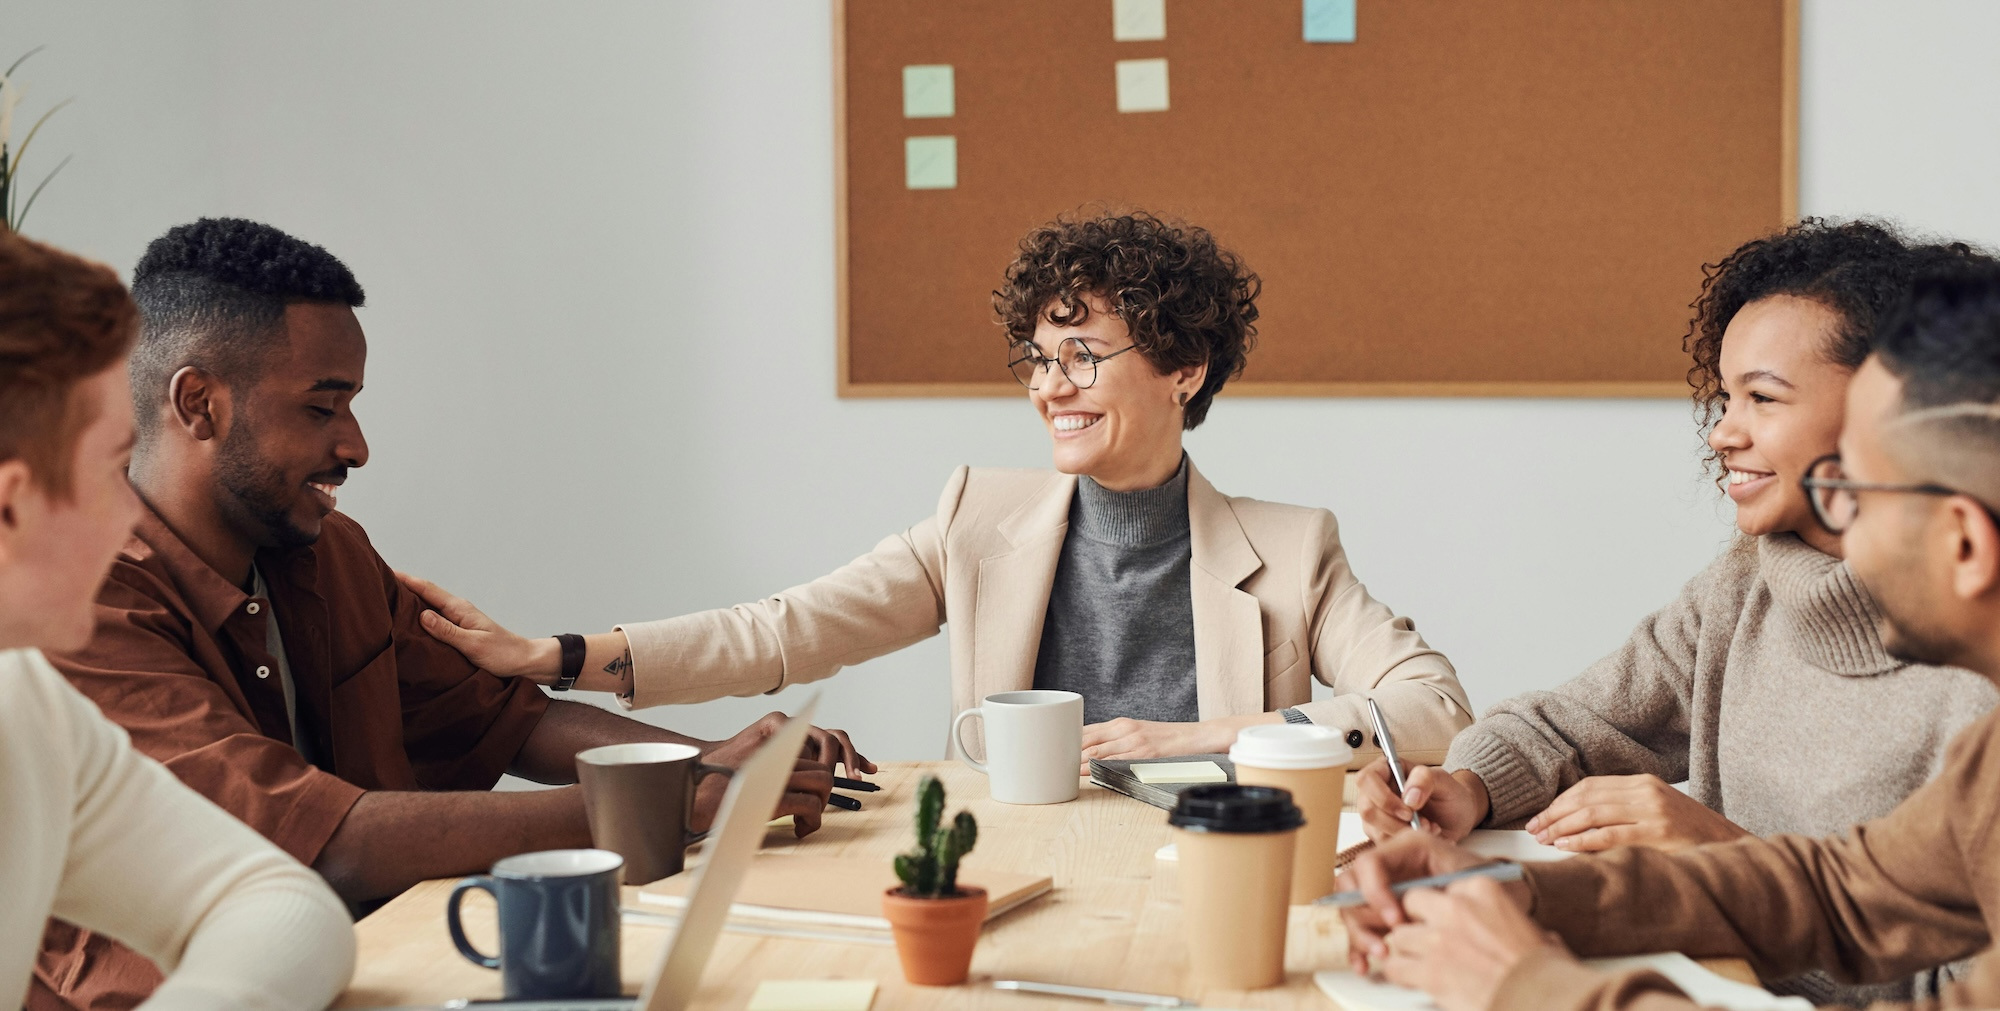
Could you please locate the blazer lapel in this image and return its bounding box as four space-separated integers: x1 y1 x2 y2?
972 472 1077 702
1187 462 1266 719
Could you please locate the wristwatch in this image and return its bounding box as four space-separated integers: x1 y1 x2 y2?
554 634 586 691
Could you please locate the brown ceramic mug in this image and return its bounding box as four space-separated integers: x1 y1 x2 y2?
575 742 733 885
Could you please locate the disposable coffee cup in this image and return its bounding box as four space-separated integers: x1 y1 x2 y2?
1168 784 1303 990
1230 724 1353 904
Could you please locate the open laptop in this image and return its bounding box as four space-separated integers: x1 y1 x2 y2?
370 692 822 1011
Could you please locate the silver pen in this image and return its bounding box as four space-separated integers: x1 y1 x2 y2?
1367 697 1423 831
993 979 1200 1007
1315 860 1524 908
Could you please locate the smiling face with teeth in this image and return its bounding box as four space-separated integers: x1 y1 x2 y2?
1025 294 1206 491
1707 294 1854 554
205 302 370 554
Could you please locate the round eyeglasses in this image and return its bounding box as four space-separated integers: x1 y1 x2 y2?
1007 337 1140 391
1801 453 1967 534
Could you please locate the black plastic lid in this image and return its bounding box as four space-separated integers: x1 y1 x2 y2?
1168 784 1304 833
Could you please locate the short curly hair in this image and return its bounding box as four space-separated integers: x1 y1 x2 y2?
1683 218 1971 475
129 217 364 440
0 232 138 499
992 211 1259 430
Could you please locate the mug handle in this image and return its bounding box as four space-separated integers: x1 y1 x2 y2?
446 876 501 969
950 708 988 774
684 763 736 843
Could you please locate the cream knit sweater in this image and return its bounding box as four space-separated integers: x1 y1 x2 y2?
1445 533 1999 1004
1 648 354 1009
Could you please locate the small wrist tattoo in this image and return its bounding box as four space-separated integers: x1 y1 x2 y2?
603 649 634 690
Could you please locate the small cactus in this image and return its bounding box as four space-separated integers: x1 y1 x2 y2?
893 775 978 898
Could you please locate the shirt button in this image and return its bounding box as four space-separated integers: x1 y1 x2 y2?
255 666 272 679
1346 729 1365 749
246 602 262 615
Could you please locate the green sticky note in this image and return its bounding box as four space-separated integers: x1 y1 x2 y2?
1304 0 1356 42
1134 760 1227 784
902 64 954 118
747 979 878 1011
1114 57 1170 113
1112 0 1166 41
904 135 957 190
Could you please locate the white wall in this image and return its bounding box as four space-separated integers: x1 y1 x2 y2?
6 1 1997 763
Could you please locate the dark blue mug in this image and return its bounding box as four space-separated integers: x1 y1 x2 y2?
447 848 624 1000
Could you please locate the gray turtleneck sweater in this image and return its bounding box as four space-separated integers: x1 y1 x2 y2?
1445 532 1999 1005
1032 461 1198 726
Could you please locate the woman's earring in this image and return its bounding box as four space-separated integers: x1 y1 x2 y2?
1176 392 1189 407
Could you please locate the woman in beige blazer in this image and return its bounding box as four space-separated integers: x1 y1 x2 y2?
408 212 1473 765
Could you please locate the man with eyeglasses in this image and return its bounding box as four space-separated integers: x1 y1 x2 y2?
1331 256 2000 1011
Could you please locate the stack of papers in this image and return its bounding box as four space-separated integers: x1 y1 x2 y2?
1090 755 1237 809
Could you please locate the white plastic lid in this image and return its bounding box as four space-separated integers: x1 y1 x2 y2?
1229 724 1354 770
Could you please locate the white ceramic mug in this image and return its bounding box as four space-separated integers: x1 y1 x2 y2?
950 690 1083 805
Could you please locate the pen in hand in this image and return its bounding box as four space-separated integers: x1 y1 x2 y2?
1367 698 1423 832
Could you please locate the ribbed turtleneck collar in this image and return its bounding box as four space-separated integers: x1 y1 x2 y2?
1072 458 1191 548
1758 533 1902 676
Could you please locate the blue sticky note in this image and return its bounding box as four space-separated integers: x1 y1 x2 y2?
905 136 957 190
902 64 954 118
1304 0 1356 43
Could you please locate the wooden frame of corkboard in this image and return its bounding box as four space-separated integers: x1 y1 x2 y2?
834 0 1800 399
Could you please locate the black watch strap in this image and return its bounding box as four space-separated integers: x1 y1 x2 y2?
554 634 586 691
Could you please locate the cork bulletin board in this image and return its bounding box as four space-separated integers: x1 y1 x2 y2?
834 0 1799 397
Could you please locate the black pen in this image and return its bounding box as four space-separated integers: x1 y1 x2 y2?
833 776 880 793
827 793 862 811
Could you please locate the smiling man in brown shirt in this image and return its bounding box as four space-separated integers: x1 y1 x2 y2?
1340 257 2000 1011
32 219 873 1011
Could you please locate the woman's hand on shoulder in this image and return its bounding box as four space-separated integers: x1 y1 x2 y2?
1525 774 1748 853
396 572 558 683
1355 760 1489 842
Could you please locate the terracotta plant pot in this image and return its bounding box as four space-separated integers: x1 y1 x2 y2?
881 886 989 985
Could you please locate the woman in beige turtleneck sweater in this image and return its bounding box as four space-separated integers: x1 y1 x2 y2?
1356 220 1999 1006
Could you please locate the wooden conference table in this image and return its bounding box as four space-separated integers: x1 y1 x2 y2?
341 762 1755 1009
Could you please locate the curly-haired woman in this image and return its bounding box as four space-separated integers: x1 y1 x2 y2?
1354 219 1998 1004
404 210 1473 767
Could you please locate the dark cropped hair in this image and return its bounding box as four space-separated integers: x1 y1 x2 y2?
128 217 364 439
993 211 1259 430
1876 256 2000 411
0 232 138 498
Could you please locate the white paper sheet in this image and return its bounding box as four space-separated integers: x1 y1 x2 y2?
1316 953 1811 1011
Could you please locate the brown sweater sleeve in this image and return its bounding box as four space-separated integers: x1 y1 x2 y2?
1495 948 2000 1011
1494 711 2000 1011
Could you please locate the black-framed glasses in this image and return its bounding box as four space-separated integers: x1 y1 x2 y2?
1800 453 1965 534
1007 337 1140 390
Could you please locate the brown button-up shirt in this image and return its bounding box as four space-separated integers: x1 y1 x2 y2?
31 506 550 1011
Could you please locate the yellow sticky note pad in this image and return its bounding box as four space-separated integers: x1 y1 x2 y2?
748 979 878 1011
1134 760 1226 784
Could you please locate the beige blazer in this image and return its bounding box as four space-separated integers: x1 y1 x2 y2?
618 461 1473 763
